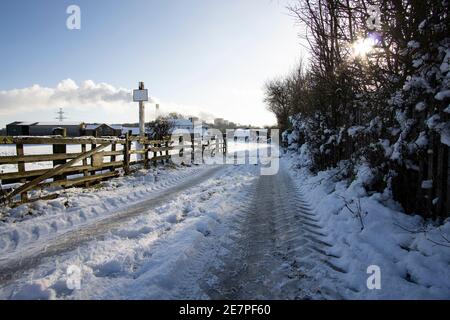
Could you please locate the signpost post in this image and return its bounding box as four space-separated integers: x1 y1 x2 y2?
133 82 148 138
133 82 149 160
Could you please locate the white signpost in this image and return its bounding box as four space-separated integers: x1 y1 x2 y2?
133 82 148 160
133 82 148 138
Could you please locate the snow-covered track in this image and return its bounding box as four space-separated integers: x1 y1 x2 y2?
200 162 341 300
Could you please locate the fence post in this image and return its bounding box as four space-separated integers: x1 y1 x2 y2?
223 133 227 156
201 143 205 164
85 142 97 188
144 142 150 169
52 128 67 182
165 140 170 164
124 132 131 175
178 135 184 164
191 134 195 164
151 142 158 167
222 133 227 163
81 144 89 187
110 142 116 172
16 143 28 202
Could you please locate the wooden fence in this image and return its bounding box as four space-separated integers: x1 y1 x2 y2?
308 130 449 219
393 132 450 219
0 133 225 206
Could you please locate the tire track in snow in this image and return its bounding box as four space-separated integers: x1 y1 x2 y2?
147 165 261 300
200 161 342 299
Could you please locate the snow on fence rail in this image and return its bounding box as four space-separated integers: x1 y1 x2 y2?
0 133 222 206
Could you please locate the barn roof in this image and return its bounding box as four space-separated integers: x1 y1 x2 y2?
7 122 38 126
85 123 116 130
34 122 84 126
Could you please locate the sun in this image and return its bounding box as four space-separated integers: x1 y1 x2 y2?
352 37 378 58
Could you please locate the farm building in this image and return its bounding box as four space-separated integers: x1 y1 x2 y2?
84 124 122 137
6 122 36 136
6 122 86 137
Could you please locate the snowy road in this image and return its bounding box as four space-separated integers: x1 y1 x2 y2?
201 163 336 299
0 158 341 299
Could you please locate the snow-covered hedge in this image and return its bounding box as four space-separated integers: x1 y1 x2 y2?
277 0 450 218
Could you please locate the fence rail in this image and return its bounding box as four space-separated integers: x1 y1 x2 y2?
0 133 225 206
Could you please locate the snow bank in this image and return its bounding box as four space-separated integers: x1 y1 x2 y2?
0 164 211 258
285 154 450 299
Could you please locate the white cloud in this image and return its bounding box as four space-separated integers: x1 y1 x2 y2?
0 79 134 117
0 79 222 125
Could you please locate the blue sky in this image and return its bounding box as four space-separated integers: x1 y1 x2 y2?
0 0 305 127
